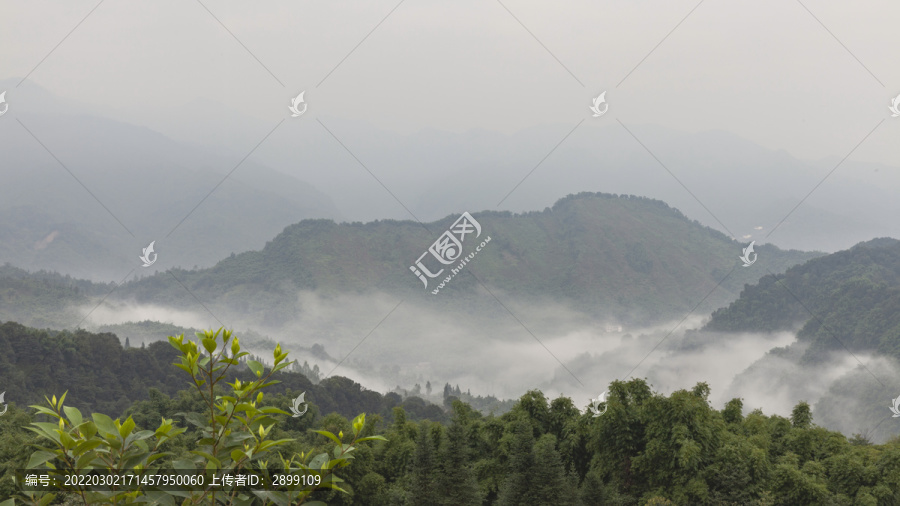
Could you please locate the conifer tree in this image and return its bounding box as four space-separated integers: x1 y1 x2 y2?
497 417 534 506
437 422 481 505
410 422 439 506
791 401 813 429
529 434 576 504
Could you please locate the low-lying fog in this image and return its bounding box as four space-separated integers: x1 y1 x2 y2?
78 289 900 442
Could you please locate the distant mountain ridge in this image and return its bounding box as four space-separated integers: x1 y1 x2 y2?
0 81 342 281
105 192 820 327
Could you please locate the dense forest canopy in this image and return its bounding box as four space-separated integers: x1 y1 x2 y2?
0 322 445 423
2 324 900 504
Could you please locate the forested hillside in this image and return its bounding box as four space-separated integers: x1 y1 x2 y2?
0 264 113 329
0 322 445 423
705 238 900 361
109 192 819 327
689 238 900 444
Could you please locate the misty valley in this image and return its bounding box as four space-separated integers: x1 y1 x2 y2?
3 191 900 504
4 4 900 501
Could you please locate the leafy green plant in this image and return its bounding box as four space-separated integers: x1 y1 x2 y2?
12 328 385 505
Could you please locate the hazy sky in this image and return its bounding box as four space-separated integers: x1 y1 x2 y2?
3 0 899 167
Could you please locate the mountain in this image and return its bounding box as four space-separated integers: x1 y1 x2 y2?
10 77 900 260
245 117 900 254
103 192 819 329
0 80 342 281
0 263 113 329
696 238 900 442
704 237 900 360
1 192 823 408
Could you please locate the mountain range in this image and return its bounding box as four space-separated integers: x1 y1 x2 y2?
96 192 820 331
0 79 341 281
4 79 900 286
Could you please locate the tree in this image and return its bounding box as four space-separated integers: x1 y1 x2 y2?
770 457 830 504
497 417 534 506
723 398 743 424
791 401 813 429
529 434 576 504
14 329 386 505
437 422 481 505
410 422 440 506
512 390 550 436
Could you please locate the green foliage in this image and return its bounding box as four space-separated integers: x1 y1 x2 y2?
790 402 813 430
436 422 481 505
409 423 439 506
495 417 534 506
12 329 385 505
5 323 900 504
0 321 447 426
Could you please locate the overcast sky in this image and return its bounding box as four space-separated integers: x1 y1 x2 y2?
3 0 899 168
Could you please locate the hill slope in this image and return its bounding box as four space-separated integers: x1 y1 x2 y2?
696 238 900 442
704 238 900 360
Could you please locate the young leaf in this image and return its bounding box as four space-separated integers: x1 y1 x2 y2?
312 430 342 446
26 450 57 469
355 436 388 443
92 413 119 437
247 360 265 377
118 417 136 439
63 406 83 427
